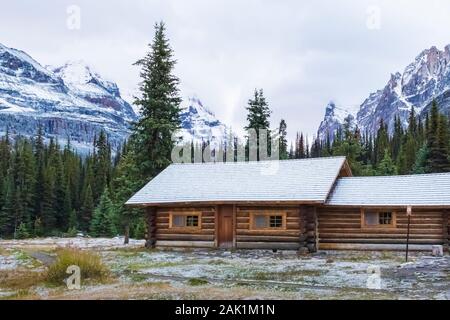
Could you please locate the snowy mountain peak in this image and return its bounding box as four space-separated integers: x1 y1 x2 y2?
50 61 120 98
0 43 137 153
0 42 61 85
318 44 450 139
178 96 227 143
317 101 357 140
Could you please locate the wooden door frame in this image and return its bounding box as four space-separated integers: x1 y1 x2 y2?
215 205 236 248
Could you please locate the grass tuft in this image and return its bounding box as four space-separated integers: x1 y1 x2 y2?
46 248 110 285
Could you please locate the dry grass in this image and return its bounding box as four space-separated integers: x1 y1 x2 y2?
46 248 110 285
0 270 45 290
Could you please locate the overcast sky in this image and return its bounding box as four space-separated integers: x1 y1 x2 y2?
1 0 449 140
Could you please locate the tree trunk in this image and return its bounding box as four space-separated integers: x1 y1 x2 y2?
124 223 130 245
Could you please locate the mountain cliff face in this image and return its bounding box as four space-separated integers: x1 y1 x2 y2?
0 43 228 153
0 43 137 154
318 45 450 139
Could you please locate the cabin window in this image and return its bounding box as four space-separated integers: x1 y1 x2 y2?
378 212 392 225
170 212 201 229
362 210 395 228
250 212 286 230
270 215 283 228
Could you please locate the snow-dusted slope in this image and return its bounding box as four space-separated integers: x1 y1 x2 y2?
317 101 358 140
176 96 228 144
318 45 450 138
0 43 137 153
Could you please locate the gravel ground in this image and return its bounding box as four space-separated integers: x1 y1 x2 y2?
0 238 449 300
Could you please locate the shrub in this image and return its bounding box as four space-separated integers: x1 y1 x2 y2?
46 248 109 285
187 278 209 286
15 222 30 239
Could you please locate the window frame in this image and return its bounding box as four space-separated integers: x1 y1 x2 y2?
361 209 396 229
249 211 287 231
169 211 202 230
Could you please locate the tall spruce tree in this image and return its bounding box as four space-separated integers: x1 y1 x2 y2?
377 149 397 176
426 101 450 172
112 150 143 243
278 119 288 160
90 188 116 237
132 21 182 181
244 89 272 161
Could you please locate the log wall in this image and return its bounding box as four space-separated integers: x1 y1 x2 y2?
235 206 304 250
154 207 216 248
318 206 448 250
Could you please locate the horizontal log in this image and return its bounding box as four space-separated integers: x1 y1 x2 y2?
201 223 215 229
395 223 444 228
318 243 436 251
158 207 215 213
236 212 249 218
237 206 299 211
320 238 443 244
157 234 215 241
318 228 443 234
236 229 301 237
236 242 300 250
156 240 215 248
237 223 250 229
156 228 214 235
318 218 362 223
286 223 301 230
319 233 444 239
156 221 216 232
236 235 302 242
319 223 362 228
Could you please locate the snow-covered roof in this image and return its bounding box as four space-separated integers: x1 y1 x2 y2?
326 173 450 207
126 157 348 205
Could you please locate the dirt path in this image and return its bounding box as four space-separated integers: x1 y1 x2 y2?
27 251 55 266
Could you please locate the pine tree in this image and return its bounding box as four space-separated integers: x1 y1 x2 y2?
132 21 182 181
374 119 389 166
111 150 143 243
412 145 429 174
80 184 94 231
90 188 116 237
15 222 30 239
426 101 450 172
391 115 404 161
332 117 363 175
278 119 288 160
244 89 272 161
377 149 397 176
93 130 111 200
0 172 15 237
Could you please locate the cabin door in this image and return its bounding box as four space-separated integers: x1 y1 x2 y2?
218 205 234 248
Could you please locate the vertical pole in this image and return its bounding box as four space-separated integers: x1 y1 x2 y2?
405 206 412 262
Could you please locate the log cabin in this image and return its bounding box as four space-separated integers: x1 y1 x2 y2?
126 157 450 252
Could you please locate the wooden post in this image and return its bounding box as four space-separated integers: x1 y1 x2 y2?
443 210 449 252
405 206 412 262
145 207 157 249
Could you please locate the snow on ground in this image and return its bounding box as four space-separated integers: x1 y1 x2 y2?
0 237 145 250
0 255 19 271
